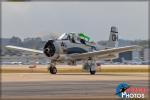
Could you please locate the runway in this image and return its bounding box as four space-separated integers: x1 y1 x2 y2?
1 73 149 100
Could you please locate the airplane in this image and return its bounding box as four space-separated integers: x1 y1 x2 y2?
5 26 141 75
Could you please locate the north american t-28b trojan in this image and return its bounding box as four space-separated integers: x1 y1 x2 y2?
6 26 140 75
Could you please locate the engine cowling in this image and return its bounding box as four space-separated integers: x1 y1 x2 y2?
43 40 56 57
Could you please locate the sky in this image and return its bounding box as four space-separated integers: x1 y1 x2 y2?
2 1 148 41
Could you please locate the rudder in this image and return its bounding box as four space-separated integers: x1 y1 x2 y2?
106 26 118 48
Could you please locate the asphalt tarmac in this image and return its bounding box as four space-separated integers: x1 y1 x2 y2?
1 73 149 100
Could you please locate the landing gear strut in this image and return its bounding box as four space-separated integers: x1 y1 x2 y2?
48 64 57 74
83 59 96 75
89 62 96 75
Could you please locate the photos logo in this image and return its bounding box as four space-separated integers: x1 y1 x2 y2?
115 82 147 99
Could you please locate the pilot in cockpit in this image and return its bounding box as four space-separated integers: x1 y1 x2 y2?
58 33 94 45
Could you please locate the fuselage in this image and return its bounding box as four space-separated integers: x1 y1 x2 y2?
56 39 97 54
43 39 97 61
43 32 109 62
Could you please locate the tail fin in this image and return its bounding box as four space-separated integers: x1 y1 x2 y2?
106 26 118 48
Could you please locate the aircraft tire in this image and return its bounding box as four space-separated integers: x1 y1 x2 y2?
90 69 96 75
48 66 57 74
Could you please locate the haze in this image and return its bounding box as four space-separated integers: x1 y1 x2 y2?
2 1 148 41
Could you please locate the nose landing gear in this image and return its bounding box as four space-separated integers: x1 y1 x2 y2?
48 64 57 74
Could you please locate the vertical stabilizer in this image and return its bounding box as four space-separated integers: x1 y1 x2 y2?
106 26 118 48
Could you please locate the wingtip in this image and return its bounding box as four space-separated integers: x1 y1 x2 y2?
132 45 143 50
5 45 14 48
5 45 11 48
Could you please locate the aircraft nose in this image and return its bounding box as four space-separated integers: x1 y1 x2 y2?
44 40 56 57
45 48 50 52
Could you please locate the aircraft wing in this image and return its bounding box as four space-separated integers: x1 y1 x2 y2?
5 45 43 54
69 45 141 60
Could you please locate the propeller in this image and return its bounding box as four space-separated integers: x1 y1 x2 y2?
43 40 56 57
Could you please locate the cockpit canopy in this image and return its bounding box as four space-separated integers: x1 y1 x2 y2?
58 33 95 45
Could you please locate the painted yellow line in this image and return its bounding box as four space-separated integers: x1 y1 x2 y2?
1 65 149 73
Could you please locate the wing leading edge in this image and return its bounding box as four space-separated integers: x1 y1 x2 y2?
69 45 141 60
5 45 141 61
5 45 43 54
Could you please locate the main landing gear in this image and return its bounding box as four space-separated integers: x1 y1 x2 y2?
48 60 96 75
83 59 96 75
90 68 96 75
48 64 57 74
